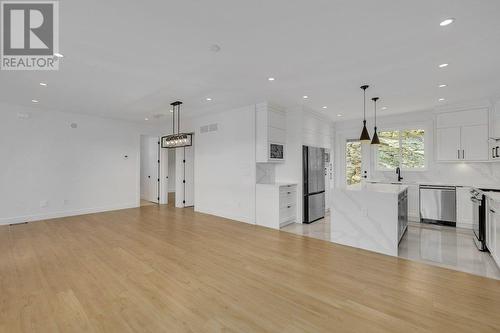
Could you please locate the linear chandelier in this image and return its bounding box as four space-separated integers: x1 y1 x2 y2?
161 101 193 148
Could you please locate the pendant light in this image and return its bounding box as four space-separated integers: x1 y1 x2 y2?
359 85 371 142
371 97 380 145
161 101 193 148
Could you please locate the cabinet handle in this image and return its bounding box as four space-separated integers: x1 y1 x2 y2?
287 192 291 194
493 148 496 159
490 209 496 213
458 150 460 159
463 150 465 160
496 147 499 158
287 205 291 208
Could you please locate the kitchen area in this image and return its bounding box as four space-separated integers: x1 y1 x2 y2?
252 98 500 280
329 100 500 279
267 94 500 280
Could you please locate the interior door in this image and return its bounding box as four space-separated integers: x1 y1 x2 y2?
461 124 489 161
141 136 159 203
184 145 195 207
436 127 461 161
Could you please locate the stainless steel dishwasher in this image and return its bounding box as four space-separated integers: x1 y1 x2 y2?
419 185 456 226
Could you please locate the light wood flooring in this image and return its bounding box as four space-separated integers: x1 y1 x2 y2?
1 204 500 332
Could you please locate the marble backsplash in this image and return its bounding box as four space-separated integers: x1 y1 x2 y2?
372 162 500 188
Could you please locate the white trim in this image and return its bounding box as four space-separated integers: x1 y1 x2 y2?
0 203 139 226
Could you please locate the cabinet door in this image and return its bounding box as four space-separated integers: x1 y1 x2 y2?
495 205 500 266
456 187 473 228
461 125 489 161
436 127 461 161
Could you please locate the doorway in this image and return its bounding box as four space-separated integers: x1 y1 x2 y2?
167 149 176 206
140 135 160 205
160 135 195 209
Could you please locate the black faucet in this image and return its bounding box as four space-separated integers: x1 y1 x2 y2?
396 167 403 182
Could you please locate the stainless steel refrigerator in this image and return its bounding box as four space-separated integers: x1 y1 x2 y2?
303 146 325 224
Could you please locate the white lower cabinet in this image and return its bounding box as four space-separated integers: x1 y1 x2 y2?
487 198 500 267
256 184 297 229
456 187 473 229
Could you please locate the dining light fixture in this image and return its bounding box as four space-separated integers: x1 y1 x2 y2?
359 85 371 142
161 101 193 148
371 97 380 145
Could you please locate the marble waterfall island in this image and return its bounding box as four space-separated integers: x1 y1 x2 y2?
331 183 408 256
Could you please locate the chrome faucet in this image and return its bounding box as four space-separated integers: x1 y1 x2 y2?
396 167 403 182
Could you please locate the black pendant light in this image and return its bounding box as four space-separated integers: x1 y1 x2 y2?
359 85 371 142
371 97 380 145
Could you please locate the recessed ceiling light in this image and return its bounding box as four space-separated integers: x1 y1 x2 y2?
145 117 149 121
54 53 64 58
268 77 275 81
39 82 47 86
31 99 38 103
303 95 309 99
439 98 445 102
337 114 343 117
209 44 221 53
381 107 388 110
322 106 327 109
439 63 448 68
206 97 212 101
440 18 455 27
439 84 447 88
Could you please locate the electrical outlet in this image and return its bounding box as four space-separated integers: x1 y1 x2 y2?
40 200 48 208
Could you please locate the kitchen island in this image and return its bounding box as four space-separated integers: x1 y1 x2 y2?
331 183 408 256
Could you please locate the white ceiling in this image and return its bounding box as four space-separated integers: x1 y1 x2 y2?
2 0 500 122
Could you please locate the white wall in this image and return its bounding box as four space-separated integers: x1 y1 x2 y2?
193 105 256 224
334 105 500 188
0 103 166 225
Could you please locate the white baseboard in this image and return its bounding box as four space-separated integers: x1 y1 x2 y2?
0 203 138 226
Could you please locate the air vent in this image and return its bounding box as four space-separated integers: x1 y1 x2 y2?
200 123 218 134
200 125 209 133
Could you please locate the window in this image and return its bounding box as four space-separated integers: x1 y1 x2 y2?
377 129 425 170
346 140 362 185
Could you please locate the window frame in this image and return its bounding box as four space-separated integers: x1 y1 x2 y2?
375 127 427 172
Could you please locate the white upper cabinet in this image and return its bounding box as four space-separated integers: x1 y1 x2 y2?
437 127 461 161
436 108 490 162
256 103 287 163
461 125 489 161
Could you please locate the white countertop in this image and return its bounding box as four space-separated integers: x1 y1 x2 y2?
367 179 500 191
346 183 408 194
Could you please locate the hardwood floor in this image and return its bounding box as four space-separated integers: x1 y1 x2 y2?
1 205 500 332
